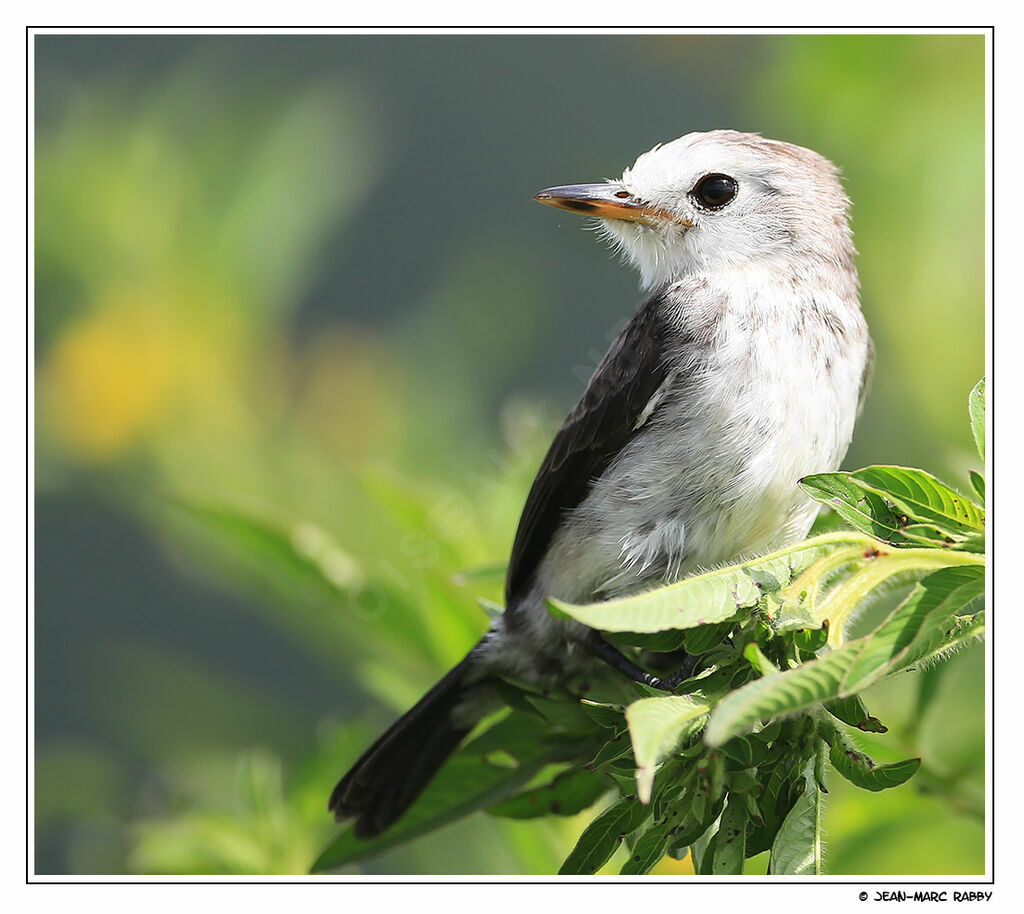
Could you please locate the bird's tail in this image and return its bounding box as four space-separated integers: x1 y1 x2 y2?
328 642 487 839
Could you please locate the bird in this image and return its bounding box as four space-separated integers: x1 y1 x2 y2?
329 129 873 839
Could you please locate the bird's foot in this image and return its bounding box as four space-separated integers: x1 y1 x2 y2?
646 656 698 692
585 631 695 693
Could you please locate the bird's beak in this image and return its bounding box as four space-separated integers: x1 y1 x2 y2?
533 184 688 226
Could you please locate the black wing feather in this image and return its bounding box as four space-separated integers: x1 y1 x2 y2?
505 289 673 604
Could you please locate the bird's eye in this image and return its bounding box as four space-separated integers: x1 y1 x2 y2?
691 174 738 209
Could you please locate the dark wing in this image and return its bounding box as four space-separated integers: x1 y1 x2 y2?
505 289 674 605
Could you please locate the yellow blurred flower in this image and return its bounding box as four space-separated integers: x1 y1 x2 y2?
40 299 178 461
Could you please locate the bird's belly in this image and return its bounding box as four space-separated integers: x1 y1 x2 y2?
540 355 858 603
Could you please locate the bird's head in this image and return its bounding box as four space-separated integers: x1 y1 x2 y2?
535 129 856 291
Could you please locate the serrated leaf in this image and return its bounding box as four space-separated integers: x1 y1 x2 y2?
839 565 985 695
549 534 872 634
558 795 650 875
727 768 763 794
488 767 608 819
753 718 783 743
828 729 920 791
626 696 710 802
818 548 983 647
488 677 550 718
799 474 907 543
970 378 985 461
705 647 859 746
897 611 985 672
768 756 822 875
853 466 984 535
707 559 984 747
801 467 985 548
667 809 720 862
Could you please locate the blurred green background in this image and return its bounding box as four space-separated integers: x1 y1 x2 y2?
34 34 986 875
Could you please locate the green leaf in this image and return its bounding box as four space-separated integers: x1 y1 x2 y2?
768 755 823 875
619 817 676 875
519 692 595 732
957 531 986 554
853 466 984 535
824 695 887 733
690 815 721 875
477 597 505 620
817 548 982 647
684 620 736 655
801 467 984 548
773 545 870 631
549 533 873 634
173 499 363 603
897 610 985 672
746 752 802 857
709 795 748 875
910 665 946 736
743 642 779 676
970 378 985 461
799 474 907 544
558 795 650 875
705 647 859 747
969 470 985 503
839 565 985 695
707 559 985 746
453 561 508 585
828 732 920 792
579 699 626 730
488 767 608 819
587 731 634 770
626 696 710 802
606 630 687 652
792 624 829 656
720 735 771 770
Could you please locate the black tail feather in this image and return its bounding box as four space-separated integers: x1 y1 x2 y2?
329 646 483 839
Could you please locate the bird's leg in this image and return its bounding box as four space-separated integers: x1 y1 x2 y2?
651 653 699 691
584 631 695 692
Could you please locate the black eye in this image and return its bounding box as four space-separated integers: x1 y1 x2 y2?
692 173 738 209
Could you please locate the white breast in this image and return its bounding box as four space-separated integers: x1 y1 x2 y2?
538 269 870 604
